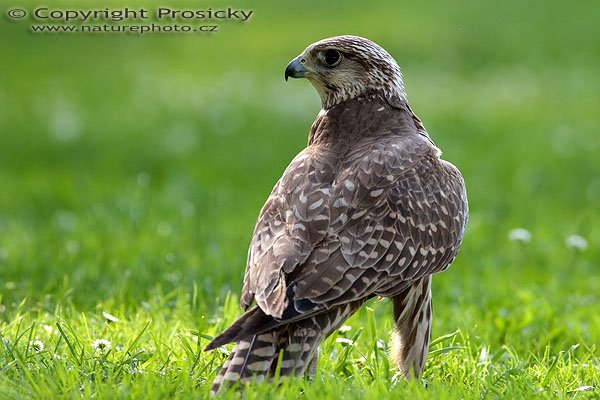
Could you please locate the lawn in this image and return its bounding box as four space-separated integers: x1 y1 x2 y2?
0 0 599 398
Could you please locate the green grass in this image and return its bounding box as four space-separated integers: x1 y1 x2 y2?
1 0 599 398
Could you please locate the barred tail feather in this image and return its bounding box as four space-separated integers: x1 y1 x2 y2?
391 275 432 379
208 301 364 395
210 331 278 395
275 316 324 377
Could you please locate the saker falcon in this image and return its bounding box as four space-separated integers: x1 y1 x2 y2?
205 35 468 394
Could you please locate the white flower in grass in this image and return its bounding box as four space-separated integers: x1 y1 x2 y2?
30 339 45 353
338 325 352 333
335 338 354 346
508 228 531 243
566 235 588 251
92 338 112 352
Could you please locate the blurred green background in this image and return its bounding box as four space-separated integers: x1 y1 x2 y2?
1 0 599 355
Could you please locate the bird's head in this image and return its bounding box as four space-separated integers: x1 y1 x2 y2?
285 35 407 109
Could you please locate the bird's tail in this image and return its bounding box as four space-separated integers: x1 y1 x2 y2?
209 331 278 394
208 301 363 395
391 275 432 378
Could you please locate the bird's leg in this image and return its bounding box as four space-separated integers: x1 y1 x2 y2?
390 275 432 379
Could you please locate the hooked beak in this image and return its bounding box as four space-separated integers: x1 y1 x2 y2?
284 56 307 81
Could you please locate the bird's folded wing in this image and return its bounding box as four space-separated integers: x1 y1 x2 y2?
240 147 334 316
241 138 467 320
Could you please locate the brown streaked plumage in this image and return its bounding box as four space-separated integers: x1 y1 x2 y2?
205 35 468 394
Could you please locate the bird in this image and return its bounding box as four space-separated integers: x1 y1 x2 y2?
204 35 468 395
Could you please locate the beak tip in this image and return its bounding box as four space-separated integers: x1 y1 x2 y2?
284 56 307 82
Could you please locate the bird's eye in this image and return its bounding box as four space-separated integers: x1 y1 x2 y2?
323 49 342 67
